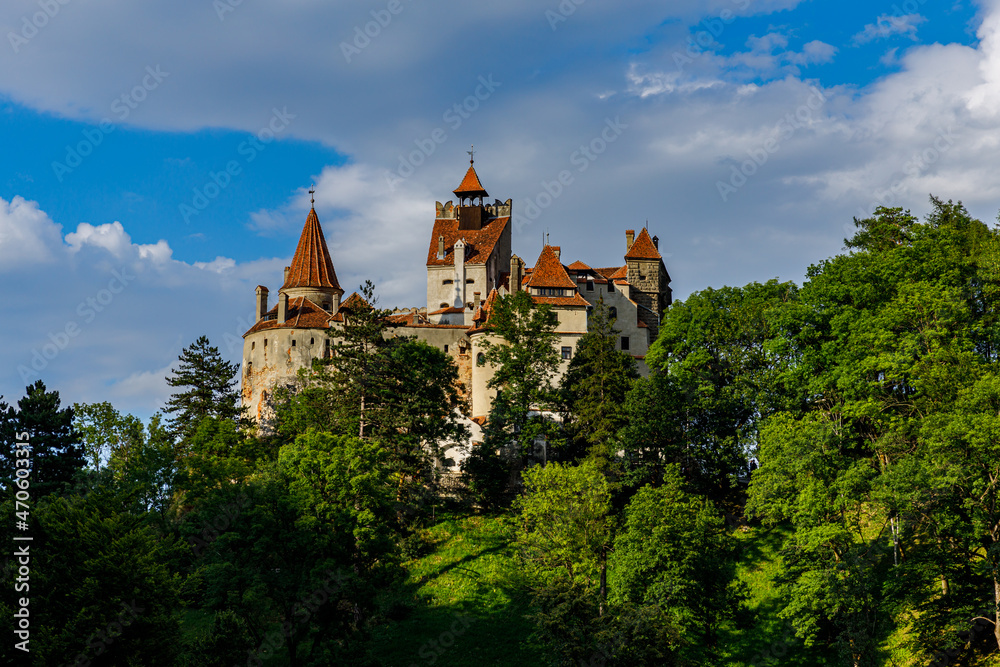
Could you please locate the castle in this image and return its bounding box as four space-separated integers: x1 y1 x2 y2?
240 158 672 458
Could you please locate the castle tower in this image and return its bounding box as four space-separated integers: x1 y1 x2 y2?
624 227 672 337
426 156 512 325
240 206 344 425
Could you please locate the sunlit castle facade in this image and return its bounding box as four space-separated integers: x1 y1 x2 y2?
240 157 672 460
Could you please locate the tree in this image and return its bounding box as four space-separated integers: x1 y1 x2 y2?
478 289 561 455
562 297 638 464
279 281 467 493
610 465 740 663
164 335 244 440
73 401 145 471
0 381 84 497
1 490 185 665
747 200 1000 663
622 280 799 503
515 460 611 591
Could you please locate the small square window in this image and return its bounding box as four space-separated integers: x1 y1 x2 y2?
621 336 630 351
586 281 594 291
561 346 572 360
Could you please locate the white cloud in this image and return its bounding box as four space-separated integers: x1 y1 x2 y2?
853 13 927 44
0 196 63 270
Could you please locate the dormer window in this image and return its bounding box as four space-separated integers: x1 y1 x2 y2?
536 288 564 297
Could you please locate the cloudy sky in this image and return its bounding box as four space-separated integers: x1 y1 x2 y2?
0 0 995 419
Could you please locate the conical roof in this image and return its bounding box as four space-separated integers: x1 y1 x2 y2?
625 228 662 260
526 245 577 289
281 208 342 291
453 163 489 199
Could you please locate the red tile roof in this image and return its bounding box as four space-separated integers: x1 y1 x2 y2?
625 228 661 260
281 208 342 291
426 216 510 266
526 245 577 289
531 293 590 308
607 265 628 281
594 266 625 279
454 164 489 197
329 292 372 322
244 297 331 335
567 260 592 271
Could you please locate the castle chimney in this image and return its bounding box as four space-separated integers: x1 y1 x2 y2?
509 254 523 293
331 292 341 316
652 235 659 250
474 291 481 311
283 266 290 284
278 292 288 324
255 285 269 322
553 246 561 261
626 230 635 251
438 235 445 259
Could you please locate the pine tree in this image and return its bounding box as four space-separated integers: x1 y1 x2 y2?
0 381 84 497
563 297 638 463
164 335 244 440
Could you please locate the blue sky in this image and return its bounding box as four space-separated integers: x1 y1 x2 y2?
0 0 996 419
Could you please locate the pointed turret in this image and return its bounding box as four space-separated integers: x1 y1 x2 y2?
280 207 344 312
453 164 489 201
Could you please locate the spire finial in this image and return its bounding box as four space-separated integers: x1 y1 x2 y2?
468 144 475 164
309 185 315 206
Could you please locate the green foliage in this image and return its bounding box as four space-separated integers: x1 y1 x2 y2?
3 491 185 666
611 465 742 662
279 282 467 497
625 280 798 502
0 380 84 498
515 460 611 586
562 297 639 464
164 335 245 441
479 290 562 455
747 200 1000 663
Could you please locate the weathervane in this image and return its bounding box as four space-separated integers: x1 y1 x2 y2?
467 144 475 164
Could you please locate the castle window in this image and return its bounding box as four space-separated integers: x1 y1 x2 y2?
251 341 255 350
292 339 296 347
609 307 617 321
264 338 268 347
466 279 474 284
621 336 630 351
586 281 594 292
477 353 486 366
440 303 448 309
310 338 314 345
561 346 572 360
608 282 615 293
443 279 453 285
444 345 449 353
